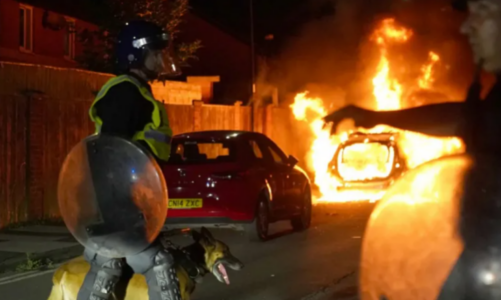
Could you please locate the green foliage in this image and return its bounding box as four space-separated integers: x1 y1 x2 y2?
15 253 53 272
77 0 201 73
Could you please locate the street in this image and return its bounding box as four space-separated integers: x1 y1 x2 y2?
0 202 374 300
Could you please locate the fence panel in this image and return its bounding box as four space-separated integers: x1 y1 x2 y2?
241 106 252 131
0 95 28 227
201 105 236 131
165 104 194 135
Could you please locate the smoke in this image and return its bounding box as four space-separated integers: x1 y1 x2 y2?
261 0 475 109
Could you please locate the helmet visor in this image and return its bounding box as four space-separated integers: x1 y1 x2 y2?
138 34 182 79
158 46 182 78
132 33 169 50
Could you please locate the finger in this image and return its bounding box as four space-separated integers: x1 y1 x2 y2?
330 123 337 136
322 112 336 122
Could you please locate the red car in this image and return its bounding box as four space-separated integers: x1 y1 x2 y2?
160 130 312 241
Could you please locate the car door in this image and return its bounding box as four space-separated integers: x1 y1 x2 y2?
258 138 290 218
246 138 269 185
265 140 302 213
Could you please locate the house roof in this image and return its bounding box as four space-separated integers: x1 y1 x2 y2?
188 8 251 48
18 0 251 48
18 0 100 23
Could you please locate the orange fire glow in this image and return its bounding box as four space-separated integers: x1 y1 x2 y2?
291 18 464 204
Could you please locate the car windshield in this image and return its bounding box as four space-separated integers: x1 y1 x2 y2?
167 139 237 164
337 142 395 181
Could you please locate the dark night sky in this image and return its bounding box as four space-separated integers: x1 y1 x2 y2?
70 0 473 103
73 0 337 56
189 0 336 55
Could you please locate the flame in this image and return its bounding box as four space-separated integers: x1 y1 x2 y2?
372 18 412 111
291 18 464 204
419 52 440 89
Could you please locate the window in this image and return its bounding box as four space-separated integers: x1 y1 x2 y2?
19 4 33 52
267 146 285 164
249 140 263 159
338 142 395 181
64 17 76 60
168 140 237 164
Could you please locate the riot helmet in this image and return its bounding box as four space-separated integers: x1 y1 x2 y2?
115 20 181 80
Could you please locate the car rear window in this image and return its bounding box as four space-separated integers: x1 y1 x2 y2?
167 139 237 164
337 142 395 181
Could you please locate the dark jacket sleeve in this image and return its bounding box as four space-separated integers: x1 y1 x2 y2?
95 82 153 140
376 102 465 137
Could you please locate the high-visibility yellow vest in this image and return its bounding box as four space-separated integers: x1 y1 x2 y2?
89 74 173 161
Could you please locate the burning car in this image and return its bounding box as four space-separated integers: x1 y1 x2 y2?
328 132 407 201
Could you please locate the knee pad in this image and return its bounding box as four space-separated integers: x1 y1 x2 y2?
77 250 124 300
127 244 182 300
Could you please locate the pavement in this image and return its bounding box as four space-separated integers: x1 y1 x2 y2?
0 225 82 275
0 202 374 300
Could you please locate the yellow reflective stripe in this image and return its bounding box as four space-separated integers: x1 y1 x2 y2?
89 74 171 161
144 130 172 143
95 75 156 103
90 74 161 130
95 75 134 100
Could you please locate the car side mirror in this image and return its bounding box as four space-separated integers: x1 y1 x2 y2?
287 155 298 168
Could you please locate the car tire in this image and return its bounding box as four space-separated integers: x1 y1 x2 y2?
291 188 312 231
244 198 270 242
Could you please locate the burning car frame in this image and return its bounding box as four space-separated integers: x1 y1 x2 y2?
328 131 406 202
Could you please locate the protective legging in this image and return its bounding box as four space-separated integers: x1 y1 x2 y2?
77 242 182 300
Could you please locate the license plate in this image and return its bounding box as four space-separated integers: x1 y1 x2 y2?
169 198 203 209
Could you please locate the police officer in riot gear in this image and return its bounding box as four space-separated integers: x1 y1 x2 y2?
322 0 501 299
77 20 182 300
90 20 178 160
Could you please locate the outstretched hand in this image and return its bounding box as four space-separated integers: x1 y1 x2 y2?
322 105 374 135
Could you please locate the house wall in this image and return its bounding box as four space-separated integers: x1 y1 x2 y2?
0 0 97 68
178 13 253 104
0 0 253 104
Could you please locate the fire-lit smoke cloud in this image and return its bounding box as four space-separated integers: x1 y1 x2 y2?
265 0 474 108
290 17 465 203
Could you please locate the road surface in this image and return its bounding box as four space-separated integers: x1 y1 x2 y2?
0 202 374 300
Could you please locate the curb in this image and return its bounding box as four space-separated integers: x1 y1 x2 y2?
0 263 63 285
0 244 83 275
301 271 358 300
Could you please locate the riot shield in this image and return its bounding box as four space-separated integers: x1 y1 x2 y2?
58 135 168 258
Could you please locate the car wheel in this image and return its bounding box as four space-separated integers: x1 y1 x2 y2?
291 189 312 231
244 198 269 242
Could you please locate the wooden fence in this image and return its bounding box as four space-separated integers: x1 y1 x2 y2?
0 94 301 228
0 61 202 105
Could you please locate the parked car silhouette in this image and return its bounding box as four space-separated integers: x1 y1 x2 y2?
161 131 312 242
